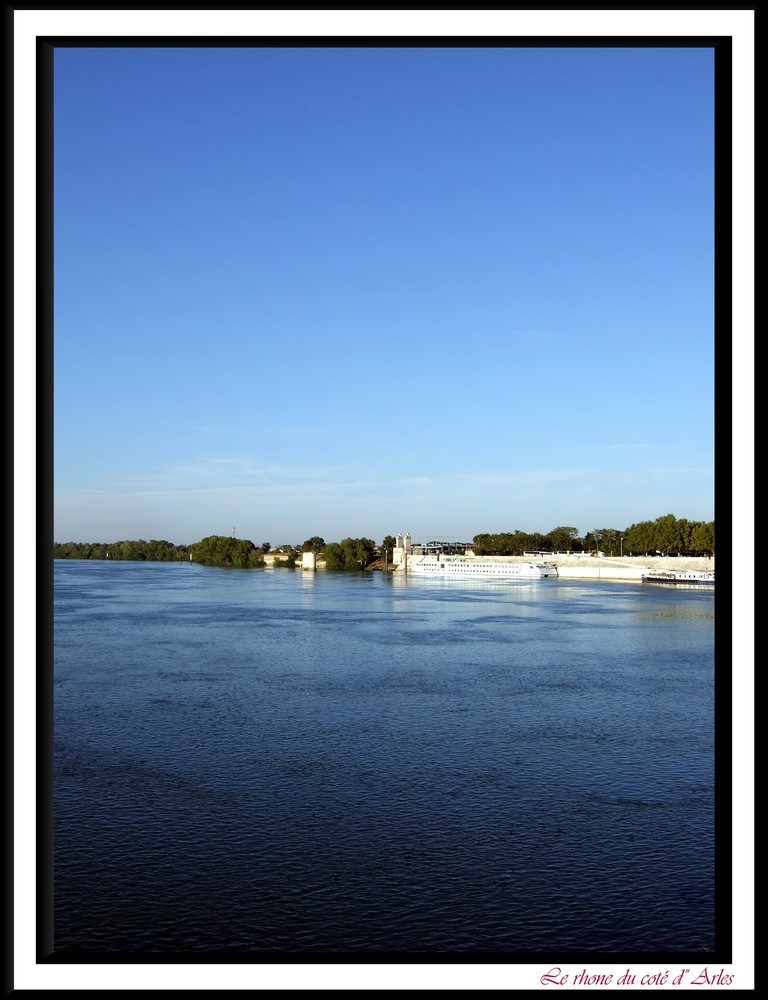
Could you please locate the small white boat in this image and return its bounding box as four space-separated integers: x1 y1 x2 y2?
641 570 714 586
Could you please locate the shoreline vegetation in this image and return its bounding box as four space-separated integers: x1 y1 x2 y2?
53 514 714 571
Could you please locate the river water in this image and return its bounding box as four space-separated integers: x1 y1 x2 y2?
52 560 716 955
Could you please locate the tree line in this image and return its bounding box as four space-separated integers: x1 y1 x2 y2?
185 535 381 570
53 514 714 568
53 539 191 562
471 515 714 557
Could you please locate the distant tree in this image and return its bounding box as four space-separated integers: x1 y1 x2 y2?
381 535 397 553
53 539 186 562
323 538 376 570
676 518 691 554
624 521 651 556
234 539 257 568
53 541 82 559
145 539 182 561
589 529 622 556
120 540 146 560
546 526 580 552
585 528 621 554
260 542 272 553
526 532 550 552
472 532 528 556
301 536 326 554
653 513 683 555
190 535 260 568
341 537 376 569
272 555 297 568
322 542 345 571
690 521 715 556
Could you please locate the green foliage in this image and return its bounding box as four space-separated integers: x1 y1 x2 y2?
53 539 190 561
380 535 397 553
322 537 377 570
583 528 623 555
689 520 715 555
546 526 580 552
526 532 549 552
301 536 326 553
53 515 715 566
121 540 146 560
322 542 345 570
189 535 261 568
598 529 622 554
472 532 532 556
472 516 713 559
624 515 714 557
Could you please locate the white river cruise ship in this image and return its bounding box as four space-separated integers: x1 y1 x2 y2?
407 555 558 579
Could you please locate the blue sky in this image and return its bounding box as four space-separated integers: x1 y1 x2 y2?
53 44 715 546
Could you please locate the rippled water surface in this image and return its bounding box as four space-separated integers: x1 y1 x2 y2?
53 561 716 954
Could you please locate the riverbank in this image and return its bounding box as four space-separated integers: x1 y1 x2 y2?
375 554 714 581
546 555 713 581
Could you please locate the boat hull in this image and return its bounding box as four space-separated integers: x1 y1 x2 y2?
407 558 558 579
641 571 714 586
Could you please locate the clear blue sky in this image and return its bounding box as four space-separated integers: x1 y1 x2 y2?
53 45 715 546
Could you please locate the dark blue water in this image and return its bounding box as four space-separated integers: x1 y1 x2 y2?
53 561 715 954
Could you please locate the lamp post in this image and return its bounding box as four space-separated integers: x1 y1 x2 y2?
620 537 624 557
